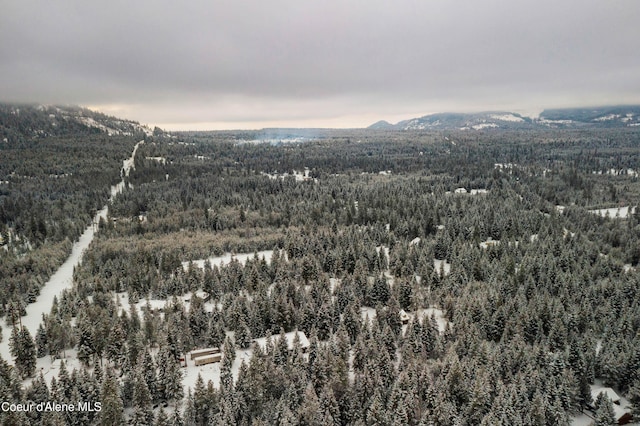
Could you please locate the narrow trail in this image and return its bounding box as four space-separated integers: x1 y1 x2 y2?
0 140 144 363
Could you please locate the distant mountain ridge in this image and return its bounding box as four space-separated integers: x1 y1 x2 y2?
370 106 640 131
0 103 156 142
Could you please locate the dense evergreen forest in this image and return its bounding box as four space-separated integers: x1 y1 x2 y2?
0 104 145 330
1 111 640 425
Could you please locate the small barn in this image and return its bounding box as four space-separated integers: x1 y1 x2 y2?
190 347 221 360
194 353 222 366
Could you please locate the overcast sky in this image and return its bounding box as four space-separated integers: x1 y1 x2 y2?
1 0 639 129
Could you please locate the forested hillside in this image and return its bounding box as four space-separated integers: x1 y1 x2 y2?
1 117 640 425
372 106 640 131
0 105 143 329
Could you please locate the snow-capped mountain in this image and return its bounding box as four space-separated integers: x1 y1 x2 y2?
537 105 640 128
370 106 640 131
392 112 535 131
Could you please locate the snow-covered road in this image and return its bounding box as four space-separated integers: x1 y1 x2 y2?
0 141 144 364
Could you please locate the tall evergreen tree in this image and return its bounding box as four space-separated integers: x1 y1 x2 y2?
593 392 616 426
9 325 36 378
99 368 124 426
131 371 154 426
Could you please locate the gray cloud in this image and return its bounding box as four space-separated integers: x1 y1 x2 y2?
1 0 639 128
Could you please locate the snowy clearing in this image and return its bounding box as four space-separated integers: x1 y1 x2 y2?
470 189 489 195
593 114 619 121
261 169 313 182
122 140 144 177
145 156 167 164
375 246 390 263
490 114 524 122
361 306 450 335
479 238 500 249
433 259 451 276
412 308 449 334
113 290 219 319
452 188 488 195
181 250 276 270
471 123 499 130
588 206 636 218
183 331 309 395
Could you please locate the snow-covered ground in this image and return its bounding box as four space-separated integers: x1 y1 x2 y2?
471 123 498 130
145 156 167 164
592 168 638 177
0 141 143 365
181 250 276 271
433 259 451 276
375 246 390 265
450 188 488 195
412 308 449 334
470 189 489 195
539 119 575 126
479 238 500 249
490 113 524 122
122 140 144 177
182 331 309 395
329 278 340 294
588 206 636 218
593 114 620 122
261 169 314 182
25 349 83 389
494 163 516 170
361 307 377 323
361 306 450 335
571 412 595 426
113 291 219 318
78 117 122 136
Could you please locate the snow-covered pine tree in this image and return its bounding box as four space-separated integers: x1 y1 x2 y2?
35 323 48 358
131 370 154 426
98 368 124 426
593 392 617 426
235 319 252 349
9 325 36 378
155 407 170 426
182 389 197 426
193 374 213 425
137 349 157 405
